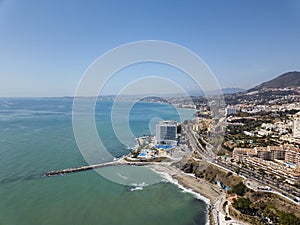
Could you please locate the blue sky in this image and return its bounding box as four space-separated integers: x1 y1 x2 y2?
0 0 300 96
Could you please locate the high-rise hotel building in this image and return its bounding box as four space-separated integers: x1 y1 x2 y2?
156 120 177 145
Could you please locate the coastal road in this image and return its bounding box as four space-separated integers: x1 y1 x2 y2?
183 123 214 163
213 194 246 225
216 160 300 205
183 124 300 222
245 178 300 206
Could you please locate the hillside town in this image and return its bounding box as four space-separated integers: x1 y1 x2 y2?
134 72 300 225
189 75 300 224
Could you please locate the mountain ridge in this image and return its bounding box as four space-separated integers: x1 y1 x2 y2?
248 71 300 91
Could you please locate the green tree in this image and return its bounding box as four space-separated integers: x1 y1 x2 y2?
278 211 300 225
231 181 247 196
232 198 256 215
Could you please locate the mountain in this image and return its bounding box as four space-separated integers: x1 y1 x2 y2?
249 71 300 91
188 88 245 96
221 88 246 94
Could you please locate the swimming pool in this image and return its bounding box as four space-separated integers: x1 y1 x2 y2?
156 145 173 149
138 152 147 157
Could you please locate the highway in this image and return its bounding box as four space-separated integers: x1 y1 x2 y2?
182 122 300 208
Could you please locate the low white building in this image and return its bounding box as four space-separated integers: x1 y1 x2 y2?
293 113 300 139
225 105 239 115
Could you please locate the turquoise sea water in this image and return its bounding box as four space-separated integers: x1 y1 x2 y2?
0 98 208 225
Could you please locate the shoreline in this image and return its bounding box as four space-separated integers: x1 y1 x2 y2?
44 157 223 224
147 163 221 225
148 165 211 204
148 164 219 203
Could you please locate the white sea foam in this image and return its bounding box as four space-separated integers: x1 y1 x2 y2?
130 182 147 187
129 182 147 191
129 186 144 191
155 170 210 204
149 168 211 225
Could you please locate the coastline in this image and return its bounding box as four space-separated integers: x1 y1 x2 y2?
148 164 219 203
148 163 221 225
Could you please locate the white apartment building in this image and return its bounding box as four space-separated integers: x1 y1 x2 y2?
293 115 300 139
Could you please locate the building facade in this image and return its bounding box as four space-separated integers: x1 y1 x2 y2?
269 146 285 160
293 116 300 139
156 120 177 145
284 145 300 166
225 105 239 116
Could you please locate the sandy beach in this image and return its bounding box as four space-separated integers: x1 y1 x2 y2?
148 163 248 225
148 163 221 204
148 163 251 225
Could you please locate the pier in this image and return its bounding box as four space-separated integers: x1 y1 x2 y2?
45 159 152 176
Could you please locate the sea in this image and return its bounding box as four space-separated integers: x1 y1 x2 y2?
0 98 208 225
